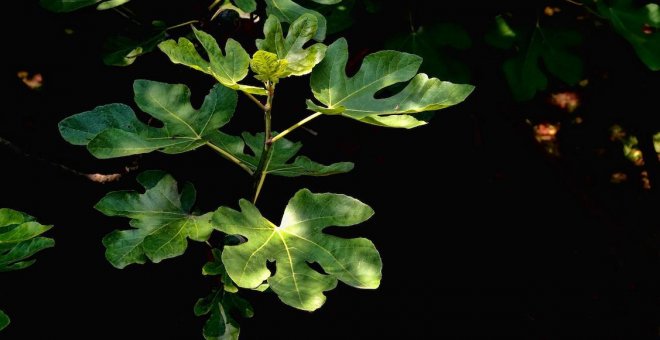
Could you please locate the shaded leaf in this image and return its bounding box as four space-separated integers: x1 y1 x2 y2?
216 132 354 177
214 189 381 311
485 15 517 49
39 0 131 12
96 171 214 268
598 0 660 70
256 14 327 76
59 80 237 159
195 290 253 340
307 38 474 128
265 0 327 41
0 208 54 273
103 30 166 67
386 22 472 83
491 16 583 101
202 248 239 293
159 28 266 94
502 29 547 101
0 310 8 331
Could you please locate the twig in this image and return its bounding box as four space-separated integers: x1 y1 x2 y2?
0 135 137 184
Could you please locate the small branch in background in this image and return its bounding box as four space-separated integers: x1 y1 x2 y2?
0 136 138 184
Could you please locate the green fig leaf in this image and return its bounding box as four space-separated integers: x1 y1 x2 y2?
214 189 381 311
210 132 354 177
159 28 266 95
598 0 660 71
265 0 327 41
256 14 327 76
59 80 237 159
195 289 253 340
307 38 474 128
96 171 214 268
250 50 290 84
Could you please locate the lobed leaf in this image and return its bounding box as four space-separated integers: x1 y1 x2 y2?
210 132 354 177
256 14 327 77
59 80 237 159
307 38 474 128
96 171 214 268
598 0 660 71
264 0 327 41
214 189 381 311
159 28 266 95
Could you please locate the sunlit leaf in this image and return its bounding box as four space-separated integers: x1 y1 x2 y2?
250 51 290 84
256 14 327 76
307 38 474 128
96 171 213 268
0 208 54 273
265 0 327 41
598 0 660 70
59 80 237 159
214 189 381 311
159 28 266 95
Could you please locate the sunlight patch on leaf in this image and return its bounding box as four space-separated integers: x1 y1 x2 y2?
214 189 381 311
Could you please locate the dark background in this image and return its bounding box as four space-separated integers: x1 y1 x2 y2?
1 0 658 338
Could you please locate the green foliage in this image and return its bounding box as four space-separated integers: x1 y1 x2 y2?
195 288 253 340
0 310 8 331
265 0 328 41
102 25 166 67
159 28 265 95
386 22 472 83
57 6 474 338
250 51 290 83
233 0 257 13
230 132 354 176
96 171 213 268
597 0 660 71
59 80 237 159
307 38 474 128
487 16 583 101
256 14 327 77
0 208 55 331
0 209 54 272
215 189 381 311
40 0 130 12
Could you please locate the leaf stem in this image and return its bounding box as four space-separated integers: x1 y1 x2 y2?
252 82 275 203
270 112 323 143
165 20 200 31
205 142 254 175
242 91 268 111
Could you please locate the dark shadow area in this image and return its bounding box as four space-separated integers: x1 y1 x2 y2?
1 1 658 339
